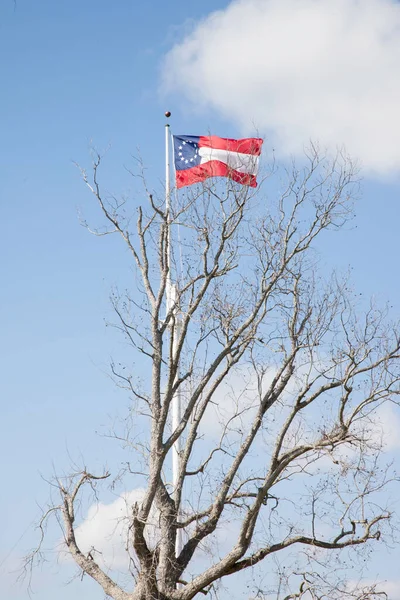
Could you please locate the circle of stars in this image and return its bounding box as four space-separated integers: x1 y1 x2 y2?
175 138 201 170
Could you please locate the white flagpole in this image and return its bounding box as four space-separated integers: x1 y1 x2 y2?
165 112 183 561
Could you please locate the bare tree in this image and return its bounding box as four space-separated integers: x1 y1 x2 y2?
29 146 400 600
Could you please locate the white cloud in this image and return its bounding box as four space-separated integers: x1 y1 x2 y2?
198 367 264 438
382 579 400 599
372 402 400 451
72 487 241 577
163 0 400 176
348 578 400 599
74 489 159 571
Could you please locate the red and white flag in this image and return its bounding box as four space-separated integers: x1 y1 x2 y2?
173 135 263 188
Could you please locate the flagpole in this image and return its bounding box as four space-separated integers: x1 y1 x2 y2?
165 112 183 562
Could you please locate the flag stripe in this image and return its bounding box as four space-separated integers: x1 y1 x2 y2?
176 161 257 189
199 147 260 175
199 135 263 156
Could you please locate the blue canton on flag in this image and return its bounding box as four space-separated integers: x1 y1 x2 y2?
173 136 202 171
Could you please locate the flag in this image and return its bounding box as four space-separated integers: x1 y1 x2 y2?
173 135 263 189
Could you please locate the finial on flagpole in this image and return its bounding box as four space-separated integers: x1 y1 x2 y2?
165 110 171 118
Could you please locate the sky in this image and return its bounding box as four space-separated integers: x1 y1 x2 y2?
1 0 400 598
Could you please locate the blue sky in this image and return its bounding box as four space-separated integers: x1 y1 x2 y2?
1 1 400 599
